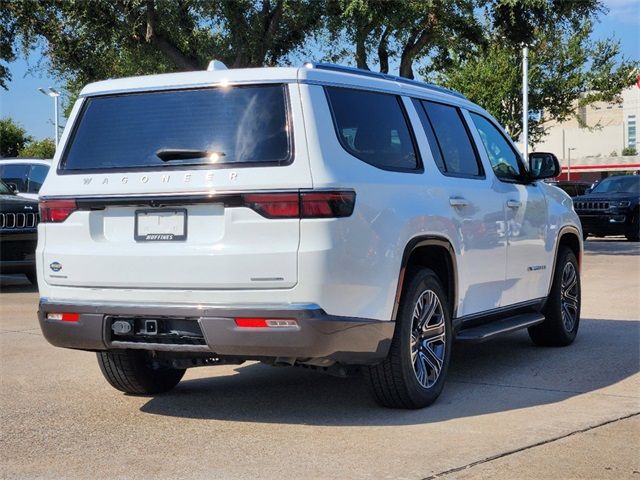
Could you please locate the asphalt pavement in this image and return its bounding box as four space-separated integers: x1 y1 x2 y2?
1 238 639 479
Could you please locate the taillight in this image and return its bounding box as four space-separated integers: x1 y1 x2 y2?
39 199 78 223
301 191 355 218
241 191 355 219
242 193 299 218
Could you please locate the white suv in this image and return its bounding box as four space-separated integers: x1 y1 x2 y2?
36 63 582 409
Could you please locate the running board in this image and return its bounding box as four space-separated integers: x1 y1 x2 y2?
455 313 545 343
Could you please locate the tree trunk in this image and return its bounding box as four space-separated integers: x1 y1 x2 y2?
378 26 391 74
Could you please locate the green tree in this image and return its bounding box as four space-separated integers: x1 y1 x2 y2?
19 138 56 159
327 0 483 79
0 118 31 157
431 21 638 144
1 0 325 93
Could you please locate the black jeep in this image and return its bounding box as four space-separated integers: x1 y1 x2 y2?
573 175 640 241
0 180 40 283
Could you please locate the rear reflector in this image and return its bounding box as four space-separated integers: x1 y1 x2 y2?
241 191 355 219
47 312 80 322
235 318 298 328
40 199 78 223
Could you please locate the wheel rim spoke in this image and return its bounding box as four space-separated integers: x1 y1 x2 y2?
559 262 579 332
410 289 446 389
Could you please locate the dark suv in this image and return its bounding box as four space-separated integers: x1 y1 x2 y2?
0 180 40 283
574 175 640 241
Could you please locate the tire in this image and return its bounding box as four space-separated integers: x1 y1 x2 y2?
364 268 452 409
625 211 639 242
96 350 185 395
528 247 581 347
25 271 37 285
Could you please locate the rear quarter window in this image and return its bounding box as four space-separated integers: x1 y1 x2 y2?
325 87 420 172
61 84 292 172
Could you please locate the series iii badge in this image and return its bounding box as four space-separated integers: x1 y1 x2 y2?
49 262 62 272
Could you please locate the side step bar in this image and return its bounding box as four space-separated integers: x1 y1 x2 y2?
455 313 545 343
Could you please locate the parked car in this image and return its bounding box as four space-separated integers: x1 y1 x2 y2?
551 180 592 197
36 62 583 409
0 179 39 283
0 158 51 200
574 175 640 241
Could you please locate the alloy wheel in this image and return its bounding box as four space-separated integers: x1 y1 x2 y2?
560 262 579 331
410 289 446 389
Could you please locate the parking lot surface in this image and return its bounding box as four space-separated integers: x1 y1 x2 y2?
1 239 639 479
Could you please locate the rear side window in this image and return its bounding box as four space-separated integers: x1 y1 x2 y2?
62 85 292 172
325 87 420 171
415 100 483 178
0 164 29 192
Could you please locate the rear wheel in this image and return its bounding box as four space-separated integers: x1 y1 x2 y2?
97 350 185 395
364 268 452 409
528 247 581 346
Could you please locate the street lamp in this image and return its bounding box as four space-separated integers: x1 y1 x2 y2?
38 87 61 145
567 147 576 181
522 46 529 161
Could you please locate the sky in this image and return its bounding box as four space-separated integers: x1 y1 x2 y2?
1 0 639 141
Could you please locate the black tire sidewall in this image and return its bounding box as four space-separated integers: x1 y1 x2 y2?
545 247 581 343
396 268 452 406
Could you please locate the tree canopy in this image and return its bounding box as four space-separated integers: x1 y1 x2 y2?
1 0 638 144
0 118 31 157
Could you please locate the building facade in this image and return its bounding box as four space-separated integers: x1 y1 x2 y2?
533 83 640 182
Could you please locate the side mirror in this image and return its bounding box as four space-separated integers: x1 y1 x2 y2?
529 152 560 180
6 183 18 193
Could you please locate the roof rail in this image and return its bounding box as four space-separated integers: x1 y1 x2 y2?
302 62 466 100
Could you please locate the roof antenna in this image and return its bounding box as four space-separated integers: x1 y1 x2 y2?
207 60 228 71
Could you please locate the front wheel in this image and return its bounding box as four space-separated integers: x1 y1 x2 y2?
97 350 185 395
626 212 639 241
528 247 581 346
364 268 452 409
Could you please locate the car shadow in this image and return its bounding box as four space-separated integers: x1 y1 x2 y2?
0 275 38 293
139 318 639 425
584 238 639 256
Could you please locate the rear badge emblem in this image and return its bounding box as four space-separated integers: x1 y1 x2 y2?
50 262 62 272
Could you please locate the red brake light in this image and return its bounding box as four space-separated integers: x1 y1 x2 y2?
301 191 355 218
242 193 300 218
40 199 78 223
241 191 355 219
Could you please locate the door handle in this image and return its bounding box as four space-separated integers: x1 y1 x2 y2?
449 197 470 208
507 199 522 209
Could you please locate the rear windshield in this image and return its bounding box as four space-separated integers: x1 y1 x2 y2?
61 84 292 172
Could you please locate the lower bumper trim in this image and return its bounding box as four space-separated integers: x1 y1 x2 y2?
38 299 394 365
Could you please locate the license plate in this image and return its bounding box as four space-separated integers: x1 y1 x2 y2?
135 209 187 242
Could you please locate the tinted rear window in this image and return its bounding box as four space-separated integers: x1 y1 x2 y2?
62 85 291 171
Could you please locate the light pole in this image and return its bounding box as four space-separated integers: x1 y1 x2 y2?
522 46 529 161
567 147 576 181
38 87 61 145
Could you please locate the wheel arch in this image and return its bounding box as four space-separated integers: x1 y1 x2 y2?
393 236 458 324
547 225 582 296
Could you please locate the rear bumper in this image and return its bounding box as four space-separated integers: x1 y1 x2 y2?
37 298 394 365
